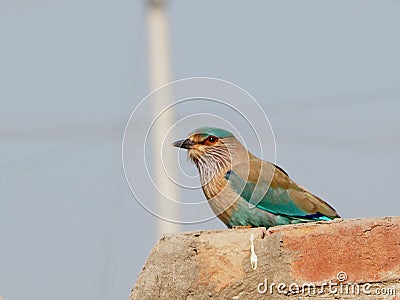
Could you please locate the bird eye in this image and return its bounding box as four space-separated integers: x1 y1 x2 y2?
207 136 218 143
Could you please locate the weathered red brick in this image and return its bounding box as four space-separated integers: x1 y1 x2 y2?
130 217 400 300
283 218 400 283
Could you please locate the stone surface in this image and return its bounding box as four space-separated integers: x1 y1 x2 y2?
129 217 400 299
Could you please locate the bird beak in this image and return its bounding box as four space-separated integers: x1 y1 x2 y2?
172 139 195 149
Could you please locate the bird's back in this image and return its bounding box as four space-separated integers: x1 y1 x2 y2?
206 158 340 228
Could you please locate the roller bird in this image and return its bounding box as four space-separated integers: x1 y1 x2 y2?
173 127 340 229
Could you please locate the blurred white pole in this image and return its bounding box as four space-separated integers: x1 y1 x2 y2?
147 0 180 236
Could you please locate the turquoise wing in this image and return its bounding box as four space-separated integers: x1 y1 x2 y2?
225 161 339 221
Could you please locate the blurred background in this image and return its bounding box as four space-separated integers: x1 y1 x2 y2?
1 0 400 299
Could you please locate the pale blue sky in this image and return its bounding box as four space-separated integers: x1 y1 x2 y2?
1 1 400 299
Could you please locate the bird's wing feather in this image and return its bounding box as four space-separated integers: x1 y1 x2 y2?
225 160 339 220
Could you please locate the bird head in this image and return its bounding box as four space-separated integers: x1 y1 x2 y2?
172 127 237 177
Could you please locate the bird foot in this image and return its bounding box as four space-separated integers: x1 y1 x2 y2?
231 226 269 240
266 225 287 236
232 225 252 229
259 227 268 239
